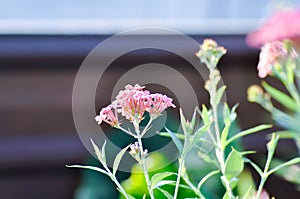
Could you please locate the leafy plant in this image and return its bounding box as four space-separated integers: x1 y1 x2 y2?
68 39 300 199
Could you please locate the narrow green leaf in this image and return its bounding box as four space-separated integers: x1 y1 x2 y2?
220 123 230 149
189 108 197 133
113 144 131 176
197 149 218 165
197 170 220 190
222 192 230 199
157 188 173 199
165 127 183 154
262 81 298 112
66 165 108 176
216 85 226 104
158 132 185 140
150 172 176 189
225 148 244 180
180 108 188 135
268 157 300 175
152 180 176 189
91 139 106 164
101 139 107 163
185 123 210 153
199 104 210 124
226 124 272 146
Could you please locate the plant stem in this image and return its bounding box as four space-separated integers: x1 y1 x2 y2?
255 148 273 199
208 68 234 198
255 175 267 199
174 156 184 199
137 136 155 199
110 174 131 199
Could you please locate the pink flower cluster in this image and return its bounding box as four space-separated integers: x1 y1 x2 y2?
246 9 300 48
95 84 176 127
257 41 298 78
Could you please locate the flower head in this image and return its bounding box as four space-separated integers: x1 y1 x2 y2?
113 84 151 122
257 40 298 78
95 104 120 127
196 39 227 67
147 93 176 117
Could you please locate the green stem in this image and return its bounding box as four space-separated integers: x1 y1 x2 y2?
208 67 234 198
132 117 155 199
255 175 267 199
137 136 155 199
111 174 131 199
182 173 203 198
255 142 273 199
174 156 184 199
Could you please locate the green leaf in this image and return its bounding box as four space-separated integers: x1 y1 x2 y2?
66 165 108 176
216 85 226 104
242 186 254 199
180 108 188 135
150 172 176 189
91 139 106 165
222 192 230 199
157 188 173 199
268 157 300 176
197 170 220 190
165 127 183 154
158 132 185 140
152 180 175 189
198 105 210 125
226 124 272 147
220 123 230 149
262 81 298 112
185 123 210 153
113 144 131 176
225 148 244 180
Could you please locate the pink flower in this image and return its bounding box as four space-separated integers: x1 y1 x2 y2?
112 84 151 122
257 41 287 78
96 84 176 126
257 41 298 78
147 93 176 117
95 104 120 127
246 9 300 48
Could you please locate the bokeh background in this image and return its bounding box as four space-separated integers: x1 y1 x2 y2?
1 0 300 198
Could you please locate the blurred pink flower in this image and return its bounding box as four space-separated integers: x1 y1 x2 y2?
246 9 300 48
95 104 120 127
147 93 176 117
257 41 298 78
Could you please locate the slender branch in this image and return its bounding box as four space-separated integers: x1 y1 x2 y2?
174 157 184 199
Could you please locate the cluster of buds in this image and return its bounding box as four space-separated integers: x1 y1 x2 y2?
196 39 227 67
257 40 298 78
129 142 148 162
95 84 176 127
